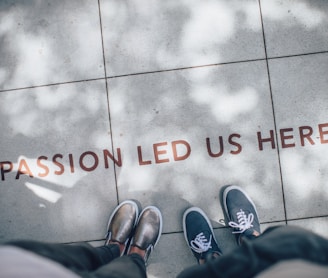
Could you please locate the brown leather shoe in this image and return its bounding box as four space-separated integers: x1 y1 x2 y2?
105 200 140 256
128 206 163 264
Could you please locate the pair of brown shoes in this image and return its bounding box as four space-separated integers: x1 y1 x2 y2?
105 200 162 264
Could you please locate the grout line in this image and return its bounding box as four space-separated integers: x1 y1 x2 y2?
1 51 327 93
267 50 328 61
105 50 328 80
97 0 108 80
258 0 287 225
105 58 267 79
64 213 328 243
154 214 328 236
97 0 120 204
0 77 106 93
153 215 328 236
286 215 328 222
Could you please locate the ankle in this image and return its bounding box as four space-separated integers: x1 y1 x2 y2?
108 241 125 255
199 251 220 264
128 245 146 260
253 230 260 237
239 231 260 244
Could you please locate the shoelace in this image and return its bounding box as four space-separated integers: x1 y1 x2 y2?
229 209 254 234
190 232 212 253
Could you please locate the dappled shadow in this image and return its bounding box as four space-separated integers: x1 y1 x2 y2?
0 80 118 243
99 0 328 232
0 1 327 277
268 53 328 220
261 0 328 57
100 0 266 76
108 59 284 235
0 0 104 91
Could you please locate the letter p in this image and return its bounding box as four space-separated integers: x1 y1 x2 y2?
1 161 13 181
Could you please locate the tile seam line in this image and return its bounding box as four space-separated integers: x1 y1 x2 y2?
258 0 287 224
0 59 264 93
154 214 328 236
0 77 106 93
286 215 328 222
268 50 328 61
106 58 267 79
97 0 120 204
62 214 328 244
1 51 327 92
158 218 294 236
104 51 328 80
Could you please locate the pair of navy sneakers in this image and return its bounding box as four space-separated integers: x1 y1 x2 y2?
183 185 261 263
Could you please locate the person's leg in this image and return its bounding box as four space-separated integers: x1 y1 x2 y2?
178 185 328 278
4 200 140 275
5 240 119 273
92 206 163 278
179 184 261 278
92 254 146 278
178 225 328 278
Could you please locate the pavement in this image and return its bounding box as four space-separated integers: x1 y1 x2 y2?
0 0 328 277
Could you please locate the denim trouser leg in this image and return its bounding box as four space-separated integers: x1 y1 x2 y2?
177 226 328 278
5 240 146 278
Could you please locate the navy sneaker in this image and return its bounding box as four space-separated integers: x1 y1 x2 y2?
222 185 261 245
183 207 222 264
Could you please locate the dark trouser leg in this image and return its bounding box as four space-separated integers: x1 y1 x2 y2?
178 226 328 278
4 240 120 274
92 253 147 278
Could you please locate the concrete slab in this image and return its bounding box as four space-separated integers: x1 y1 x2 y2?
148 221 286 277
0 80 117 243
100 0 265 76
288 217 328 239
261 0 328 57
108 60 286 234
0 0 104 91
147 228 235 277
0 0 327 277
269 53 328 220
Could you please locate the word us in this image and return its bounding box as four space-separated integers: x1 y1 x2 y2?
0 123 327 181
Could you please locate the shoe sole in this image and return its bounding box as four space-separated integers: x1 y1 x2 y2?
182 207 218 247
222 185 259 222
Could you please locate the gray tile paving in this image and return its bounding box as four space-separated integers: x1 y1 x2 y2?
0 80 117 243
0 0 327 277
0 0 104 91
261 0 328 57
148 222 287 277
148 227 239 277
101 0 265 76
288 217 328 239
109 61 285 234
269 53 328 220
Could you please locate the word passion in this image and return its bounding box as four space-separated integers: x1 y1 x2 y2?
0 123 327 181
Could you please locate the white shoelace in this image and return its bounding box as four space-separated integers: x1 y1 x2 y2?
190 232 212 253
229 209 254 234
